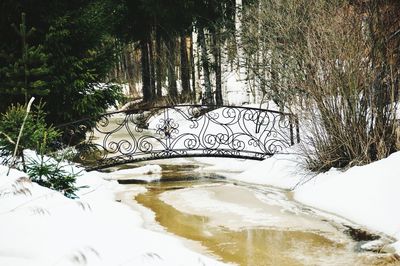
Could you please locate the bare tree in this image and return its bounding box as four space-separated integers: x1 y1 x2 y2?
242 0 400 171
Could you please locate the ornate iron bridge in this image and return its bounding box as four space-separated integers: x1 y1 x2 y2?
58 105 300 171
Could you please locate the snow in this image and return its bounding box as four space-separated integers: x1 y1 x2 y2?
104 165 162 182
0 164 228 265
389 241 400 254
232 148 305 189
159 183 341 237
193 157 258 179
360 239 387 252
294 152 400 238
160 184 282 230
230 150 400 254
224 74 249 106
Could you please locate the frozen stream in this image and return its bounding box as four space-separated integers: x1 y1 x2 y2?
112 162 393 266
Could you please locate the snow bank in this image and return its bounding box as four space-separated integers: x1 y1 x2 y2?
105 165 162 182
232 147 305 189
233 150 400 253
0 164 228 266
294 152 400 239
193 157 258 179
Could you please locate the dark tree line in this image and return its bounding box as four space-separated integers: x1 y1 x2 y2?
0 0 238 124
0 0 124 124
111 0 237 106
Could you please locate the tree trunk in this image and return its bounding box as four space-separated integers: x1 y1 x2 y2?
149 37 156 99
166 37 178 98
180 34 191 99
156 29 163 98
190 33 196 103
211 29 223 105
198 26 213 105
141 40 152 102
126 44 135 97
215 47 223 105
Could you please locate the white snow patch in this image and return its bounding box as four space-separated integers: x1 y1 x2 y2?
388 240 400 254
193 157 259 178
294 151 400 240
0 160 228 266
226 145 306 189
159 183 342 236
106 165 162 182
160 185 282 229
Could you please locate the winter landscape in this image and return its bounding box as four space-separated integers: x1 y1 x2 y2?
1 0 400 265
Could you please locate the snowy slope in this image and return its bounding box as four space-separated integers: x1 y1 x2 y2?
0 165 228 266
294 152 400 241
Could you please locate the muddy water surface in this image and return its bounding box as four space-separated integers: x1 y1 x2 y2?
120 163 396 266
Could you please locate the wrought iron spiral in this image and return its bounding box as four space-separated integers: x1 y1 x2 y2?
56 105 299 170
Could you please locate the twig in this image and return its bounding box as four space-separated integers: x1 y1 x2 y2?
0 131 15 144
7 97 35 176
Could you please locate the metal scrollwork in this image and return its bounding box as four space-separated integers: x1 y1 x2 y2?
57 105 300 170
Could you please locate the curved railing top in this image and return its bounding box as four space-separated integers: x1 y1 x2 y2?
56 104 295 128
56 105 300 171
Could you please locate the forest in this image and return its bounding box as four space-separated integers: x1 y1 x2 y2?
0 0 399 170
1 2 400 264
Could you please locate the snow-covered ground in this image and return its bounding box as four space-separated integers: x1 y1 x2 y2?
1 148 399 265
0 164 228 266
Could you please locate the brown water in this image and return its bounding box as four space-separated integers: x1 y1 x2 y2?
120 163 398 266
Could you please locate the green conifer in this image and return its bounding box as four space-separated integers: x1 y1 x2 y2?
0 13 49 104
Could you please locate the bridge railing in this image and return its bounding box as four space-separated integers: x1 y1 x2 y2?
57 105 300 170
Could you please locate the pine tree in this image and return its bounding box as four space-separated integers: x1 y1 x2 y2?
1 1 123 124
0 13 49 105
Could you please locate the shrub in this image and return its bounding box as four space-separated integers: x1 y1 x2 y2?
242 0 400 171
0 102 81 198
0 103 59 168
298 1 400 171
26 157 81 199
